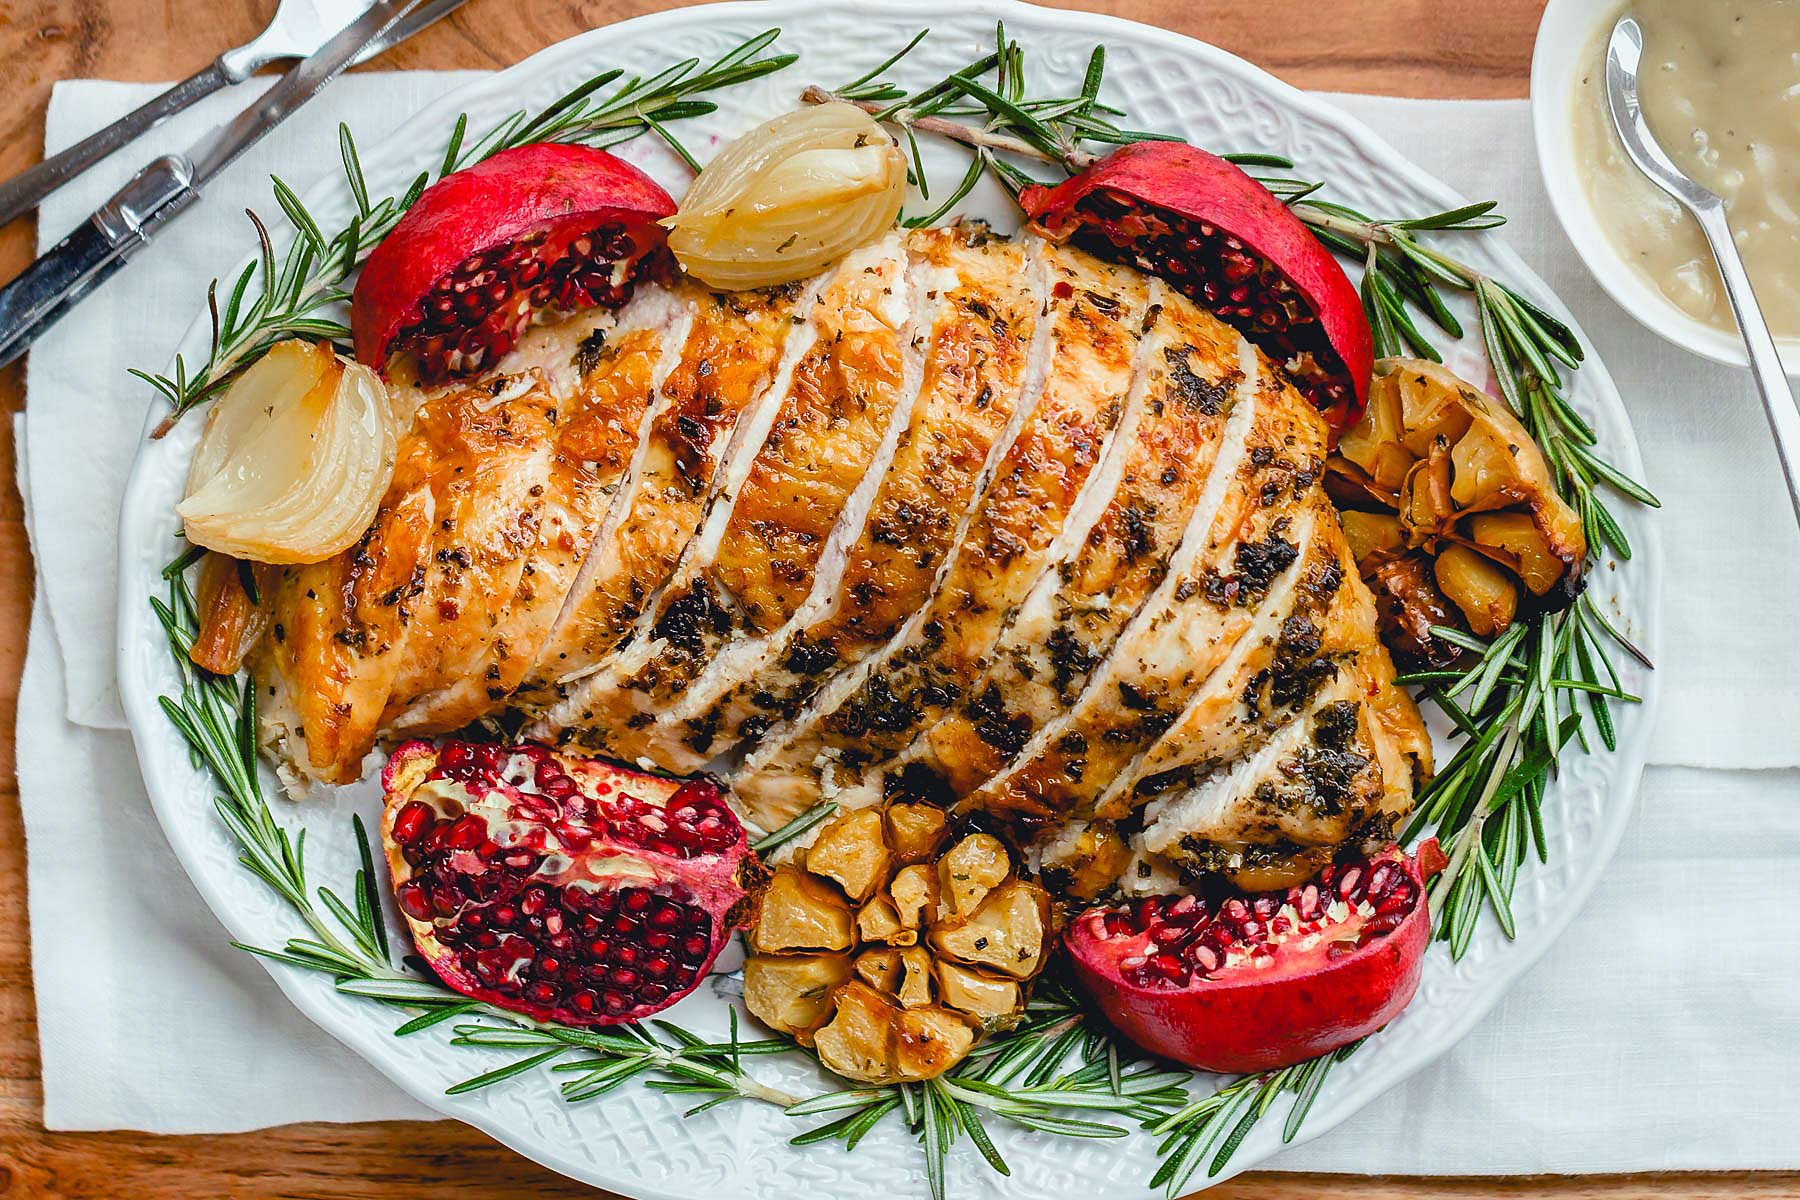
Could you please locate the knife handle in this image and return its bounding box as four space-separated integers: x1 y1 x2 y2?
0 155 196 367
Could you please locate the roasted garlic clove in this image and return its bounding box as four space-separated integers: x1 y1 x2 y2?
813 982 902 1083
896 946 936 1009
807 808 892 902
894 1006 975 1078
1467 512 1564 595
856 894 913 945
885 802 950 863
889 864 939 928
854 947 904 995
751 868 855 952
742 953 854 1043
1434 543 1518 636
936 961 1021 1022
938 833 1011 918
930 879 1050 979
1337 511 1406 572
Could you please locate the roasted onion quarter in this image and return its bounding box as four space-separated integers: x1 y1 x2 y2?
179 339 400 565
665 103 906 290
1325 358 1586 664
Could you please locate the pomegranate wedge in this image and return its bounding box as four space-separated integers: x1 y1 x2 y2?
351 143 676 381
381 740 753 1026
1023 142 1373 434
1065 841 1444 1072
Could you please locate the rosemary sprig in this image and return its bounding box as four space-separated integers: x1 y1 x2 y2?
750 800 840 854
789 981 1190 1200
153 542 801 1112
132 31 796 437
1145 1041 1363 1198
1400 595 1650 956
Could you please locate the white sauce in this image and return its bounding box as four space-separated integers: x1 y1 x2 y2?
1571 0 1800 337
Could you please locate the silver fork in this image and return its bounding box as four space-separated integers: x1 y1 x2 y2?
0 0 379 229
1605 14 1800 531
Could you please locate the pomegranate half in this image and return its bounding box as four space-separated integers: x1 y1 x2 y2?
380 740 754 1026
351 143 676 382
1022 142 1373 434
1065 841 1444 1072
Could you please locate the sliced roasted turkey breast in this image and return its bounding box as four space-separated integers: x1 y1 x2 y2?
247 229 1429 901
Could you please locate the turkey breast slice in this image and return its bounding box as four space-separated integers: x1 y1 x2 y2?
920 285 1247 796
728 243 1154 832
513 278 819 715
1096 491 1381 815
960 344 1334 826
1126 648 1422 888
612 234 950 771
386 287 695 733
655 228 1049 769
535 234 922 765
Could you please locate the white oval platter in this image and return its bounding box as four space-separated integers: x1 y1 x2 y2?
116 1 1662 1195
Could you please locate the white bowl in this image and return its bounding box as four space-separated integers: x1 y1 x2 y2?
1530 0 1800 373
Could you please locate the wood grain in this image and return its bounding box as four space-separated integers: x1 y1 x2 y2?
0 1 1791 1197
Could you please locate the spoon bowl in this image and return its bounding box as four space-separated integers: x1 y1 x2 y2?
1603 14 1800 530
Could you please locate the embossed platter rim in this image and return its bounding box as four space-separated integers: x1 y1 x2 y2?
115 1 1663 1195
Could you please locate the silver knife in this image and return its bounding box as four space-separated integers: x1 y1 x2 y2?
0 0 427 366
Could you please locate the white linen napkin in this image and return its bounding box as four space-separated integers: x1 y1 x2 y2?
16 77 1800 1168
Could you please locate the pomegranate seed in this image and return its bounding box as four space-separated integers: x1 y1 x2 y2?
392 801 435 845
396 880 432 921
444 815 486 851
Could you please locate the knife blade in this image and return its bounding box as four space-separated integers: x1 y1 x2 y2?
0 0 427 366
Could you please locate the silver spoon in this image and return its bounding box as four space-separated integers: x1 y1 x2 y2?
1605 14 1800 530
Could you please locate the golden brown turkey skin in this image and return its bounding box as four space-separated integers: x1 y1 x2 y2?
728 243 1154 826
655 227 1048 768
515 283 800 713
920 290 1245 796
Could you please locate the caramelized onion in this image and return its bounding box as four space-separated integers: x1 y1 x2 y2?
179 339 399 564
666 103 905 289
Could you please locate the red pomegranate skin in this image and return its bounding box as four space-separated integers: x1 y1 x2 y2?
1065 842 1442 1073
350 143 676 374
1022 142 1373 433
380 739 753 1027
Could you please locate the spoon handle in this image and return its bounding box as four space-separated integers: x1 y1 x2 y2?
1691 201 1800 530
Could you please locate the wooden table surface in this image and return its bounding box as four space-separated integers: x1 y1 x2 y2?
0 2 1792 1197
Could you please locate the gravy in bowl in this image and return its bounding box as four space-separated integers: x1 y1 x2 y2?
1571 0 1800 339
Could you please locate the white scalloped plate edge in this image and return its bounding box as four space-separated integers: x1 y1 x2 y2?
115 2 1663 1195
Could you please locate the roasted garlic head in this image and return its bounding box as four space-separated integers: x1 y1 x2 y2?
1325 358 1585 664
744 804 1049 1083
